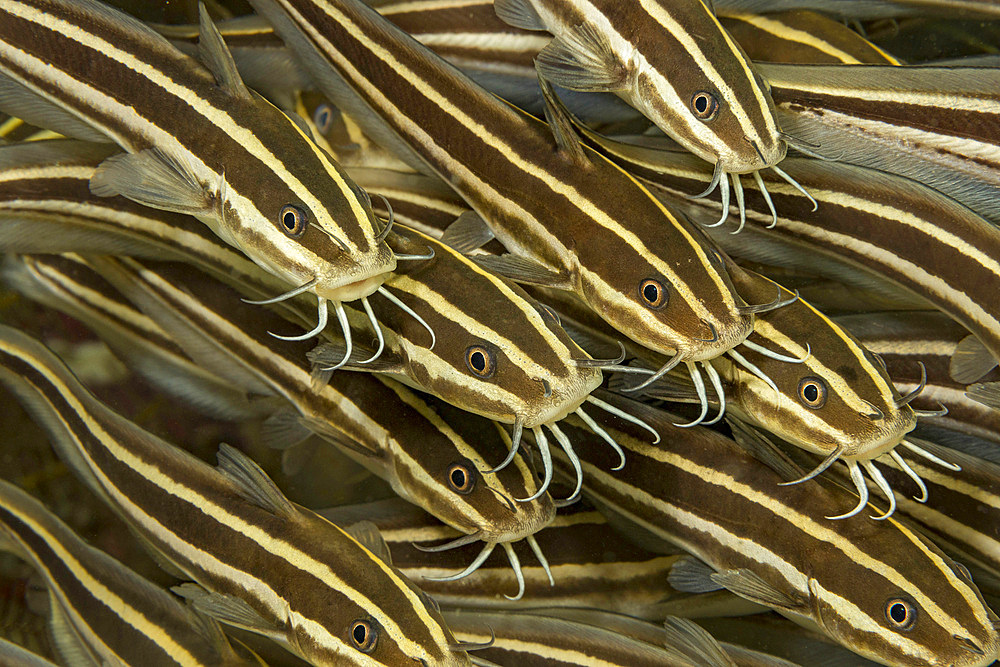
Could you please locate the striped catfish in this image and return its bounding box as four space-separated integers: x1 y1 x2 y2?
2 252 270 422
719 10 901 64
698 614 884 666
4 252 561 595
0 140 640 496
713 0 1000 19
836 312 1000 448
493 0 816 230
0 0 397 343
511 608 802 666
0 478 265 666
304 223 614 500
550 395 1000 667
640 266 957 520
843 440 1000 598
0 325 473 666
318 498 758 619
247 0 767 395
586 136 1000 384
441 609 793 667
758 62 1000 226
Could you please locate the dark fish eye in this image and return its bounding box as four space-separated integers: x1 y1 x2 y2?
349 619 377 652
638 278 669 310
691 91 720 121
313 103 334 135
797 376 827 409
885 598 917 630
465 345 496 378
954 561 973 582
447 462 476 494
279 205 308 238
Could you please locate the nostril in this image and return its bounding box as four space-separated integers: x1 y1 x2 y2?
863 400 884 420
954 635 985 655
534 377 551 398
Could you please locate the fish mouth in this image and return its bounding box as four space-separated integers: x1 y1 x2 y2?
317 273 386 301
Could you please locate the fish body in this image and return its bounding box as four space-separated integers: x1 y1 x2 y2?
0 324 471 666
555 395 1000 667
0 0 396 329
0 479 264 666
248 0 756 369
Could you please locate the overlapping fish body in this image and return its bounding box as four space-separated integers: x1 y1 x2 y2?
0 479 265 666
0 139 624 500
3 251 556 552
247 0 758 380
0 0 397 338
551 395 1000 667
0 325 472 666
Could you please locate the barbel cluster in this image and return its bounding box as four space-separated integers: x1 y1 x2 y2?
0 0 1000 666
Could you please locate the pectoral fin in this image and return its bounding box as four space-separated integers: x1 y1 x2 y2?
440 211 496 253
951 335 997 384
535 22 629 93
662 616 736 667
711 568 808 612
471 254 570 288
89 148 212 218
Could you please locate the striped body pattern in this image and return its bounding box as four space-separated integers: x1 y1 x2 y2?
0 0 398 341
1 2 1000 667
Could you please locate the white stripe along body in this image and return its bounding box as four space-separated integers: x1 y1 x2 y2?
0 478 264 666
555 395 1000 667
497 0 784 172
247 0 759 372
0 138 625 501
4 251 555 548
0 0 397 333
0 325 471 666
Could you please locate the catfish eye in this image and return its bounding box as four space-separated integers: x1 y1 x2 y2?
885 598 917 630
447 462 476 494
465 345 496 378
797 377 827 409
691 91 719 121
313 103 333 134
638 278 668 310
279 205 307 237
349 619 377 652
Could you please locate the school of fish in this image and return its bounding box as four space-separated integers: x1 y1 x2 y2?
0 0 998 665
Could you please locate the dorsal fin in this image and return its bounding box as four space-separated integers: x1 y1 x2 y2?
197 3 252 99
440 211 495 254
951 335 997 384
662 616 736 667
344 521 393 565
216 443 297 519
537 75 589 166
494 0 547 31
